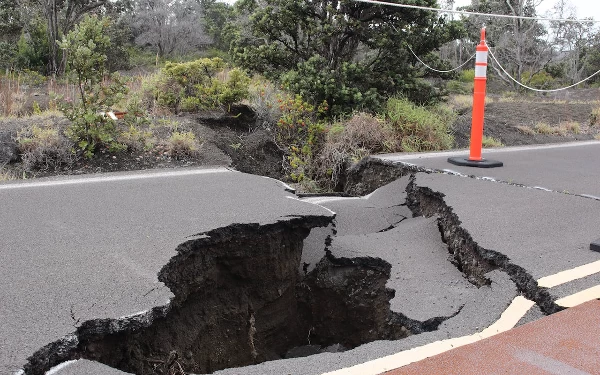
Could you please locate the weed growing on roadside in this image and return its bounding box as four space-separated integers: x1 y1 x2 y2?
534 122 554 135
166 131 199 159
481 136 504 148
559 121 581 134
16 125 73 171
515 125 536 135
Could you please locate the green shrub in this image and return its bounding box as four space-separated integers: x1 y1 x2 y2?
446 80 472 95
459 69 475 83
140 59 251 113
58 15 128 158
275 95 328 182
384 97 455 152
118 125 155 152
521 71 555 88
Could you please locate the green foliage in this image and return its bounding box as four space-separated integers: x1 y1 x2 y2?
58 15 129 158
231 0 464 117
274 95 328 182
384 97 455 152
141 58 251 113
15 19 49 73
459 69 475 83
521 71 555 88
446 80 472 95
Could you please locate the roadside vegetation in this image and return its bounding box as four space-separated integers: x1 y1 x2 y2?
1 0 600 192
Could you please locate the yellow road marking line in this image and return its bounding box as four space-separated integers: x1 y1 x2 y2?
537 260 600 288
556 285 600 308
321 297 535 375
322 257 600 375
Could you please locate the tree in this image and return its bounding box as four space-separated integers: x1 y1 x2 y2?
549 0 595 83
230 0 464 116
198 0 234 51
132 0 211 57
59 15 128 157
460 0 551 89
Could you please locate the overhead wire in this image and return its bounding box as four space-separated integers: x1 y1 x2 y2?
487 46 600 92
407 45 476 73
352 0 600 24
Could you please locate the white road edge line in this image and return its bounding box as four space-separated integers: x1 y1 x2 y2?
321 297 535 375
0 167 231 190
374 140 600 161
44 360 78 375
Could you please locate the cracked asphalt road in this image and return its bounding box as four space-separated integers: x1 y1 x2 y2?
0 168 332 375
3 140 600 375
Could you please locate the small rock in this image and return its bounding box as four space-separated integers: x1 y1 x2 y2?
112 156 117 159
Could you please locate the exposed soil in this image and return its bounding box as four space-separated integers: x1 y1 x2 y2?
453 91 600 148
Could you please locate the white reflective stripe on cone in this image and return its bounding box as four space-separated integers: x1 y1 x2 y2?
475 65 487 78
476 51 488 63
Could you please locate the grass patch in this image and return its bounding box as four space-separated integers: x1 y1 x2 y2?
16 124 74 172
165 131 200 159
534 122 556 135
385 97 455 152
515 125 536 135
481 136 504 148
559 121 581 134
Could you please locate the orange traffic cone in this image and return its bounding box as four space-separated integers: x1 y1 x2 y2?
448 28 503 168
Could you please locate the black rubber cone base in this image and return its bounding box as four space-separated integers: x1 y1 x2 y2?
448 157 503 168
591 239 600 252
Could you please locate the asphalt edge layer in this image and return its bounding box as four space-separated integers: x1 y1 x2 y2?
406 175 562 315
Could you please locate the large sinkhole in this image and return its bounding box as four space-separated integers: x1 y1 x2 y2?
27 215 417 375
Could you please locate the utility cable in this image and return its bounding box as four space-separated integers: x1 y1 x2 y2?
352 0 600 24
408 45 475 73
487 46 600 92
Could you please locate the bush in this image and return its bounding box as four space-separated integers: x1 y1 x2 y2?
58 15 128 158
315 113 391 190
247 77 284 130
521 71 555 89
459 69 475 83
384 97 455 152
166 131 200 159
140 59 251 113
274 95 328 182
16 125 73 171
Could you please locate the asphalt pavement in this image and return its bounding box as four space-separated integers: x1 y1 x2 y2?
4 140 600 375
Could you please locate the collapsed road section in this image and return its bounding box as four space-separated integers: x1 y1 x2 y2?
6 151 600 375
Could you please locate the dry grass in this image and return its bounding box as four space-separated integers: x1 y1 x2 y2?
16 124 74 172
534 122 556 135
558 121 581 134
515 125 536 135
315 113 390 190
481 136 504 148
